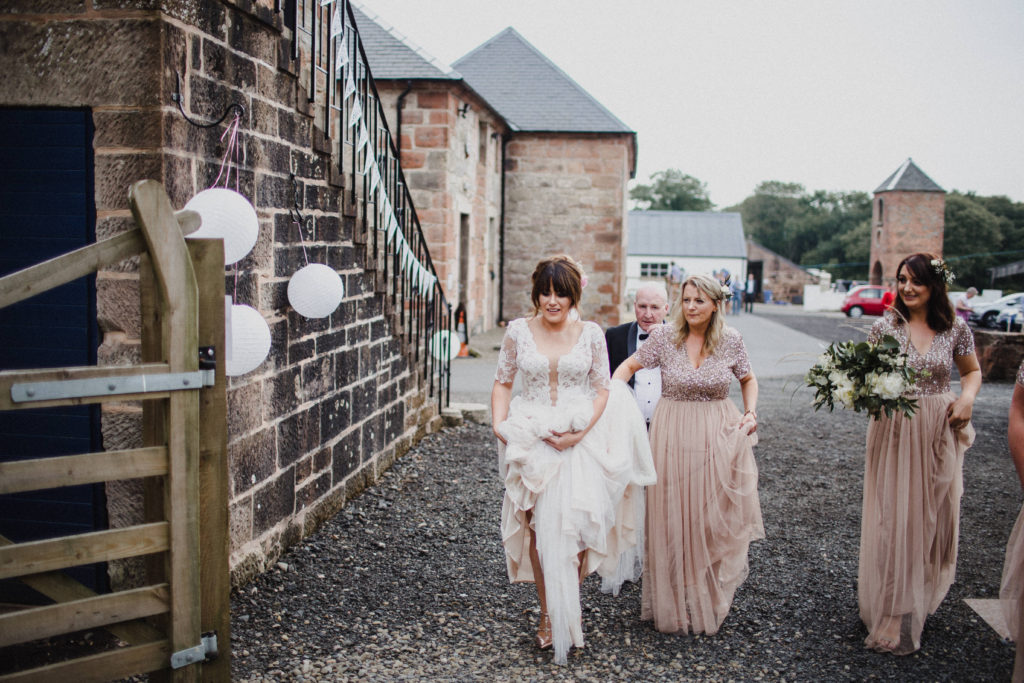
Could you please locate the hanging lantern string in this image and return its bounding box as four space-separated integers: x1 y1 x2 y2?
211 112 242 190
292 213 311 267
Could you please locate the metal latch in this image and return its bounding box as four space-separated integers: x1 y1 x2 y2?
10 347 217 404
170 631 218 669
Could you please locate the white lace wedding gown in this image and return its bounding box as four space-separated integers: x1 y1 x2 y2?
495 318 656 664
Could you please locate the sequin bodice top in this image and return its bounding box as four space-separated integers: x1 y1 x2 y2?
1017 359 1024 387
868 313 975 396
634 325 751 401
494 318 610 405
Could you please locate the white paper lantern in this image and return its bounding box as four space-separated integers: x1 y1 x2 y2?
287 264 345 318
429 330 460 362
184 188 259 265
226 304 271 376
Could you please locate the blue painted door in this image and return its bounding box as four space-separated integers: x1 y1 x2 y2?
0 109 107 595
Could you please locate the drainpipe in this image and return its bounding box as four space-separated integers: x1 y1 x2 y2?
395 80 413 155
498 133 507 325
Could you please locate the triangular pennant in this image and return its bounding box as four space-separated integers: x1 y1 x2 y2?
356 123 369 150
343 70 356 98
349 99 362 127
337 34 350 70
386 216 398 245
370 164 381 193
330 4 342 37
362 149 375 175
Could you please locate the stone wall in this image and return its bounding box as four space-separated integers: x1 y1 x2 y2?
0 1 443 586
869 191 945 285
503 133 632 326
974 330 1024 381
376 83 505 337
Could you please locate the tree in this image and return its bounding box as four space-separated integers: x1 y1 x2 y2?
943 192 1003 288
630 169 714 211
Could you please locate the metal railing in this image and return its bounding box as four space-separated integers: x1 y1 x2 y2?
284 0 452 407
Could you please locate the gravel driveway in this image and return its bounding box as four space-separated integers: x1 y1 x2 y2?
231 371 1020 681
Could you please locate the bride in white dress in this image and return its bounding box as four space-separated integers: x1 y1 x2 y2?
491 255 656 664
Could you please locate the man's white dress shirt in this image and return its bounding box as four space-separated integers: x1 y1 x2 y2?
633 328 661 426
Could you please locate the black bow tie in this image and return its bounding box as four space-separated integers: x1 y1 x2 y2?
638 333 649 340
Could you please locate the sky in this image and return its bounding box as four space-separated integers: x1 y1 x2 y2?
358 0 1024 209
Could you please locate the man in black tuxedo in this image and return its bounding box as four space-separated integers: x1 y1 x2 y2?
606 284 670 428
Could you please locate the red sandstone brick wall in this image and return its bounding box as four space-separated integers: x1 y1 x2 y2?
869 191 945 284
376 83 504 336
503 133 631 327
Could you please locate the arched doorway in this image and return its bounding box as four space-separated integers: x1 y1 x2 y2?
871 260 883 285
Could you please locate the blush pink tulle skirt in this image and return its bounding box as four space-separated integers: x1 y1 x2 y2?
641 398 764 635
858 392 974 654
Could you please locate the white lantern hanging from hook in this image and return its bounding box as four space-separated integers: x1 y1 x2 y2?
287 263 345 319
184 188 259 265
226 303 272 376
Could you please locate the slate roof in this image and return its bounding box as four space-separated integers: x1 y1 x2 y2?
628 211 747 259
452 28 633 134
874 158 944 193
351 4 459 80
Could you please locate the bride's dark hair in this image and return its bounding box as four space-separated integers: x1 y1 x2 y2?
892 252 955 332
530 255 583 313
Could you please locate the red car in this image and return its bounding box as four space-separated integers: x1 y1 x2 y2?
841 285 887 317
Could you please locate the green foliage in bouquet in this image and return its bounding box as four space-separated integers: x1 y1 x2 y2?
805 335 926 419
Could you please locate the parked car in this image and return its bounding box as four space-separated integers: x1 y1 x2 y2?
971 293 1023 328
841 285 887 317
995 308 1023 332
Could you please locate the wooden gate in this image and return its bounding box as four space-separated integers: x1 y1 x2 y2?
0 181 230 682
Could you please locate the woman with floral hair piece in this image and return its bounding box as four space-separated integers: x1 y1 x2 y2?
491 254 656 664
859 253 981 655
612 273 763 635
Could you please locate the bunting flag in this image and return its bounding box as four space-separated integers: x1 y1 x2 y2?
349 99 362 128
344 70 356 99
362 149 375 176
336 33 349 72
356 122 369 150
370 163 381 194
330 4 343 37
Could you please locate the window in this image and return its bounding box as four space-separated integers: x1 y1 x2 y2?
876 198 884 225
640 262 669 277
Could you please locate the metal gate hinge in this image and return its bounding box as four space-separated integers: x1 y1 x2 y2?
11 348 217 404
170 631 218 669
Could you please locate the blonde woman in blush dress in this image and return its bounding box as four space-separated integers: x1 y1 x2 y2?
859 253 981 655
491 255 655 664
1001 358 1024 682
612 273 763 635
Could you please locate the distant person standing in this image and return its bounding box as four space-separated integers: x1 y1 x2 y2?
881 282 896 310
955 287 978 323
730 277 743 315
744 273 756 313
669 262 683 285
606 284 670 428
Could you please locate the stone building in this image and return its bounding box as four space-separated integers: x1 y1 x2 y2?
0 3 447 585
868 158 946 285
745 239 819 304
353 5 506 336
355 9 637 328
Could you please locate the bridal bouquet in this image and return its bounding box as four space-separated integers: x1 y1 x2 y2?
805 335 924 419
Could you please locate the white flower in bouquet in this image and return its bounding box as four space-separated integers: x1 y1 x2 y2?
834 376 857 407
870 371 905 401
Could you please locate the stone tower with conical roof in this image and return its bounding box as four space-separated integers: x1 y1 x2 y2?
868 158 946 285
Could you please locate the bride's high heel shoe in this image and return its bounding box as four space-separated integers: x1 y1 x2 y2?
535 612 552 650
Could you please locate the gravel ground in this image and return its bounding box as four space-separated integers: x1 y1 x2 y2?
230 373 1020 681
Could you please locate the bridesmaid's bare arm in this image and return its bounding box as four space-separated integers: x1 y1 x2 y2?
1010 383 1024 490
948 353 981 429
